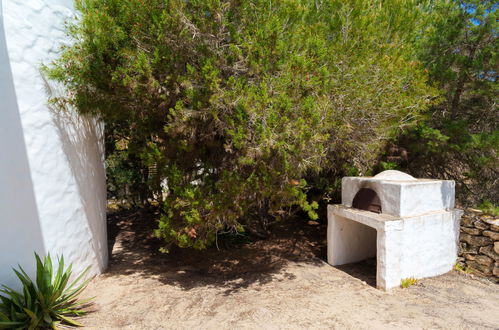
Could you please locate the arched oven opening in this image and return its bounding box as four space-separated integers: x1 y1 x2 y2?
352 188 382 214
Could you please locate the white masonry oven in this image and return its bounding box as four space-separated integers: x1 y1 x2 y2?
327 170 462 290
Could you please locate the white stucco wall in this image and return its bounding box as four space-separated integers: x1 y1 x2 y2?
0 0 107 289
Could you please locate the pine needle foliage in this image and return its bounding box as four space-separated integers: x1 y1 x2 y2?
46 0 437 248
397 0 498 205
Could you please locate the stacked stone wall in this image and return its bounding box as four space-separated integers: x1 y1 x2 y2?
458 209 499 282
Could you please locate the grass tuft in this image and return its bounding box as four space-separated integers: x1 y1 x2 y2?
453 262 473 274
400 277 418 288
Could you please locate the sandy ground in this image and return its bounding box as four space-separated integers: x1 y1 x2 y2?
82 208 499 330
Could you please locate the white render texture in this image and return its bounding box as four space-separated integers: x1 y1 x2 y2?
0 0 107 289
328 171 462 290
342 172 455 217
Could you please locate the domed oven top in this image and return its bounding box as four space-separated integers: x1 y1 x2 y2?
372 170 416 181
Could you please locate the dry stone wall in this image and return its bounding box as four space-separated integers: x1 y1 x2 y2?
458 209 499 282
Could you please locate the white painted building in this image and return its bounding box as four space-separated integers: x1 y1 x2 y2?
0 0 107 289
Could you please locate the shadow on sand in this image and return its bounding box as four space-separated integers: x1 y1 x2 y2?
104 207 376 294
335 258 377 287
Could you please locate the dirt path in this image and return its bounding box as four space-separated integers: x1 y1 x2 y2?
82 208 499 329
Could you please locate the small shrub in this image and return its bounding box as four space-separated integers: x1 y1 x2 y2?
479 200 499 217
453 262 472 274
0 253 92 329
400 277 417 288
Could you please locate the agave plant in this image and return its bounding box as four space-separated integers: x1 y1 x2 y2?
0 253 92 329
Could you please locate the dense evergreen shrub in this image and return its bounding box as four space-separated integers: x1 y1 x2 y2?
391 0 498 206
46 0 436 249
